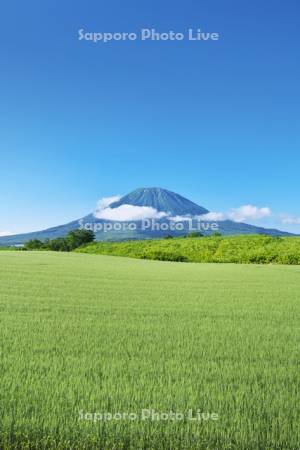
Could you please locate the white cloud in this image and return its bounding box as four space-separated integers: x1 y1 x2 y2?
168 215 192 222
0 231 13 237
197 205 272 223
94 194 169 222
93 195 274 224
96 195 121 210
280 214 300 225
94 194 168 221
96 205 168 221
199 212 226 221
228 205 272 222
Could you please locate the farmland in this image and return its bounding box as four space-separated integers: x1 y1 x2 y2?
0 251 299 449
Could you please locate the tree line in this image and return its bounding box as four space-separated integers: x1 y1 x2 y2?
25 230 95 252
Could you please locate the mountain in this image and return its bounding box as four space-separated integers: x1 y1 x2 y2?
0 187 295 246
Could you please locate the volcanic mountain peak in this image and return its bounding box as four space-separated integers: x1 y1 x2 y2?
109 187 209 216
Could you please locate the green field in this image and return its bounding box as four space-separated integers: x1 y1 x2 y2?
76 235 300 265
0 251 299 449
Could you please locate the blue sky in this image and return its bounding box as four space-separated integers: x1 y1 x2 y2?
0 0 299 234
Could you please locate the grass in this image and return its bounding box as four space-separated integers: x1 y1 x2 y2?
77 234 300 264
0 251 299 449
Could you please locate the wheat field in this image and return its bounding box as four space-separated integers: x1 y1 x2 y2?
0 251 299 449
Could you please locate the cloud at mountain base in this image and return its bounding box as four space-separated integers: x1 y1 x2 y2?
96 195 121 210
94 195 168 221
0 231 13 237
199 212 226 221
228 205 272 222
96 204 168 221
280 214 300 225
198 205 272 223
168 215 194 222
94 195 299 228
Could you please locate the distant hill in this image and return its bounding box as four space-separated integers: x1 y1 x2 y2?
0 187 295 246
